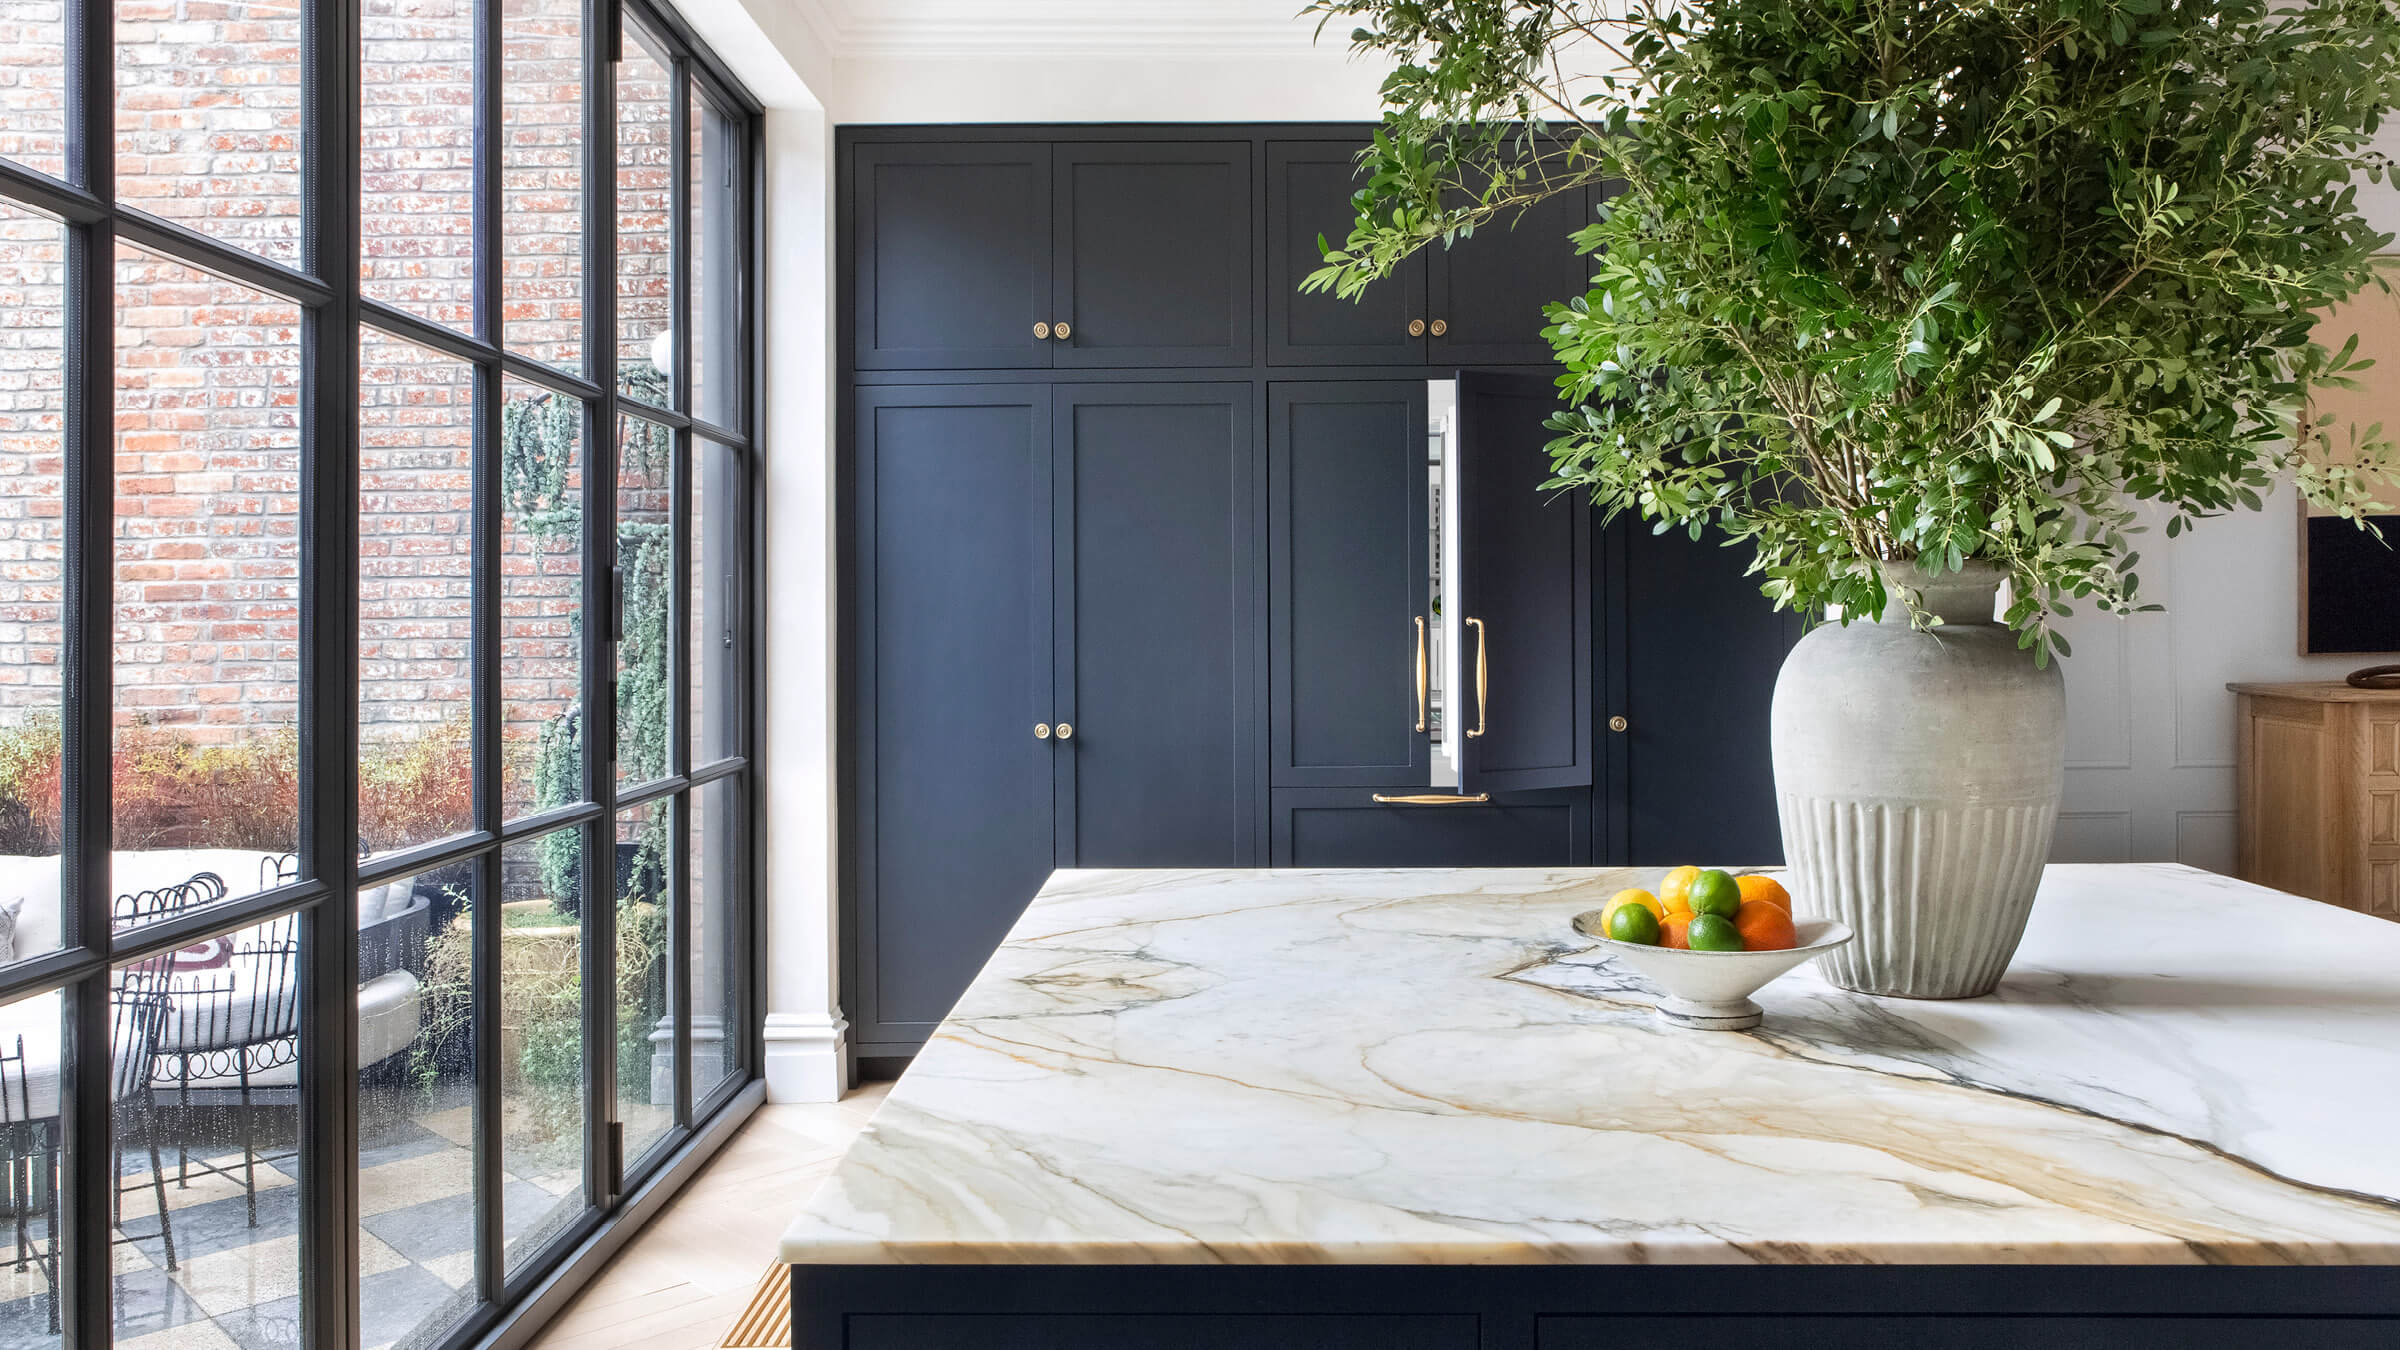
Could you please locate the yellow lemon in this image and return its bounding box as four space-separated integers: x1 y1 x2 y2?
1600 888 1665 930
1657 865 1702 916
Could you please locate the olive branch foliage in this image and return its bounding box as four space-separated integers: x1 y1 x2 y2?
1304 0 2400 660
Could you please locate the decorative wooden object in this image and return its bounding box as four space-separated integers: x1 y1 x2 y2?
2230 681 2400 920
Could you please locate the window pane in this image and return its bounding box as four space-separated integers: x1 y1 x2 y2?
113 246 301 935
0 203 65 969
614 414 669 787
114 0 304 266
501 828 585 1275
112 919 311 1348
689 775 740 1099
361 0 477 328
691 439 736 768
613 29 671 408
359 862 480 1349
500 0 584 373
0 984 66 1349
499 378 583 821
0 0 67 180
690 90 740 432
358 330 475 857
614 798 671 1165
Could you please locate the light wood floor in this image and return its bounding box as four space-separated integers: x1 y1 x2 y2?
524 1082 893 1350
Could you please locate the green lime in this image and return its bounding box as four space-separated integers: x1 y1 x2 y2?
1686 912 1744 951
1686 869 1741 918
1605 903 1662 945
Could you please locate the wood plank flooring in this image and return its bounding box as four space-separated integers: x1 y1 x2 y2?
523 1082 891 1350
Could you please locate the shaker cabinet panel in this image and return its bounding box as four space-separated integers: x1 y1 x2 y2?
1056 385 1259 866
852 144 1053 371
1265 142 1427 366
850 387 1054 1046
1054 144 1253 368
1273 788 1588 867
1269 383 1431 787
1429 180 1595 367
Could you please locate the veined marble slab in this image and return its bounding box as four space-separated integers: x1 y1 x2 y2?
783 863 2400 1265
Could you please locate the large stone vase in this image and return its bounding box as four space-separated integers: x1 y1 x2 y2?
1771 561 2065 999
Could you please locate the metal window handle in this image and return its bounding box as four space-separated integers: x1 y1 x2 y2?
1035 723 1052 739
1429 318 1448 336
1465 616 1487 739
1408 318 1426 337
1414 616 1428 734
1055 722 1073 740
1371 793 1491 805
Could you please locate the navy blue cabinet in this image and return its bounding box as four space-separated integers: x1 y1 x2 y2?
1054 145 1253 368
851 144 1052 371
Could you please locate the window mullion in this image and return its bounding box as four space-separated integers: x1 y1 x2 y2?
584 0 624 1213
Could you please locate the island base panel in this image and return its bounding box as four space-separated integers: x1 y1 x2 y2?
791 1265 2400 1349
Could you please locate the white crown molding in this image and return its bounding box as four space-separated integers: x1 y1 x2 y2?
782 0 1355 61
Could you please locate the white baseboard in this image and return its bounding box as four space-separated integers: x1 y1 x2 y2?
762 1009 852 1102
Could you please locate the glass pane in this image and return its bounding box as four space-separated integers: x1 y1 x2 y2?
0 0 67 180
500 828 585 1275
358 863 479 1349
614 414 669 787
499 378 583 821
691 439 736 768
361 0 477 328
500 0 585 373
113 246 302 936
112 917 309 1348
689 776 740 1099
114 0 305 266
0 203 65 969
0 984 66 1348
358 329 475 857
613 29 671 408
613 799 671 1165
689 88 740 432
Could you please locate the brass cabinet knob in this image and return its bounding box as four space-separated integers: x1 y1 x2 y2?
1608 715 1629 733
1053 321 1071 340
1407 318 1427 337
1035 723 1052 739
1429 318 1448 337
1055 722 1074 740
1033 322 1050 339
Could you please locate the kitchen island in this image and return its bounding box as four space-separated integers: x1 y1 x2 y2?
783 864 2400 1347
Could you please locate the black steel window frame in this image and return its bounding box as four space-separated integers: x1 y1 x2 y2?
0 0 765 1343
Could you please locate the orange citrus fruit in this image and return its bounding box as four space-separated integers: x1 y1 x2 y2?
1735 874 1791 912
1657 865 1702 915
1732 900 1797 952
1660 913 1694 950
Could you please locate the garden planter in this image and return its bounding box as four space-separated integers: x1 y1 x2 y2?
1770 562 2065 998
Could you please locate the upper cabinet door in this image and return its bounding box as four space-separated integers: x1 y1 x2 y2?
1052 144 1253 368
1455 370 1592 795
1265 142 1427 367
1428 181 1593 367
1268 382 1430 787
852 143 1053 371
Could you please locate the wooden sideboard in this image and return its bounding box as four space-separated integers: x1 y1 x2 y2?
2230 681 2400 920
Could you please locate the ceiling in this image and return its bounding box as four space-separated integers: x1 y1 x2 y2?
783 0 1351 59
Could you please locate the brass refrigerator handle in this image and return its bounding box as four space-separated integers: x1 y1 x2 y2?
1414 616 1428 734
1465 616 1487 738
1371 793 1491 805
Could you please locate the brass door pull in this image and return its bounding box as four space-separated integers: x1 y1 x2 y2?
1033 322 1050 339
1414 616 1429 734
1371 793 1491 805
1407 319 1426 337
1429 318 1448 337
1055 722 1074 740
1053 321 1072 340
1035 723 1052 739
1465 616 1488 739
1609 715 1629 733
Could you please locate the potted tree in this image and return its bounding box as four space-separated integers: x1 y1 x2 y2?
1308 0 2400 996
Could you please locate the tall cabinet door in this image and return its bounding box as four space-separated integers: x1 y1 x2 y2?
1428 182 1594 366
1053 144 1254 369
1455 370 1593 795
1054 385 1259 865
850 387 1054 1052
852 144 1053 371
1268 382 1431 787
1265 142 1427 366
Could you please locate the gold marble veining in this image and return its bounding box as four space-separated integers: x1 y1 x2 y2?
784 864 2400 1266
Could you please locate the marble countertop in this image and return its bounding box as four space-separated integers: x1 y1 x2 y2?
782 864 2400 1266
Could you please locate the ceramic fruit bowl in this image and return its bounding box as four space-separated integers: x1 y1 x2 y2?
1570 911 1854 1031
